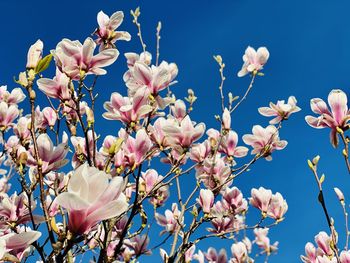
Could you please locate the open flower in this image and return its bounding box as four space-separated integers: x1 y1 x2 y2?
258 96 301 124
237 46 269 77
52 37 119 79
162 115 205 149
0 230 41 261
305 89 350 147
103 87 153 126
95 10 131 51
243 125 287 160
54 163 128 234
27 134 68 174
249 187 272 214
37 69 71 101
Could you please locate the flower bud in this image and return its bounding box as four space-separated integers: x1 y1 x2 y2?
26 40 43 69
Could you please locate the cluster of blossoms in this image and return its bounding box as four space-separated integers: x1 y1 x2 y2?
0 7 312 263
300 89 350 262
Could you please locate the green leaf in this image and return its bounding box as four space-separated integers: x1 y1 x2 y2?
35 54 53 74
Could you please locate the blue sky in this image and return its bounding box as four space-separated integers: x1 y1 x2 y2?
1 0 350 262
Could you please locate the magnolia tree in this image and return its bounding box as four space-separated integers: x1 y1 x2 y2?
0 6 348 263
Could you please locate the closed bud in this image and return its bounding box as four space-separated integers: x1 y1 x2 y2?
26 40 43 69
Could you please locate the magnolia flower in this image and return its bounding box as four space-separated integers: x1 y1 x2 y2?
42 107 57 128
204 248 227 263
27 134 68 173
54 163 128 234
219 130 248 163
197 189 214 214
0 231 41 261
237 46 269 77
52 37 119 79
0 192 39 225
103 87 153 126
126 61 178 96
155 203 181 234
254 228 278 254
250 187 272 214
95 10 131 51
258 96 301 124
124 235 151 257
37 69 71 101
0 102 19 131
231 242 248 262
124 129 153 168
243 125 287 160
300 242 317 263
139 169 162 194
222 187 248 214
26 39 43 69
340 251 350 263
222 108 231 130
315 231 333 256
267 192 288 220
334 187 345 202
171 99 187 121
305 89 350 147
162 115 206 149
0 86 26 105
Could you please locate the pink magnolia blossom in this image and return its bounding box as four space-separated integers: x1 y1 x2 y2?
222 187 248 214
0 102 19 131
0 86 26 105
219 130 248 163
27 134 68 174
317 255 337 263
222 107 231 130
13 117 31 142
52 37 119 79
258 96 301 124
155 203 182 234
230 242 248 263
340 251 350 263
54 163 128 234
334 187 345 202
204 247 228 263
26 39 43 69
197 189 214 214
124 235 151 257
162 115 206 149
148 117 170 148
196 155 231 190
184 245 196 263
254 228 278 254
124 129 153 169
126 61 178 96
103 87 153 126
305 89 350 147
95 10 131 51
170 99 187 121
0 230 41 261
237 46 269 77
242 125 287 160
315 231 333 256
139 169 162 193
42 107 57 128
37 69 71 101
249 187 272 214
267 192 288 220
300 242 317 263
189 140 211 163
0 192 39 225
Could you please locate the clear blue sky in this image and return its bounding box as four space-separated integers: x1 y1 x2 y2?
1 0 350 262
